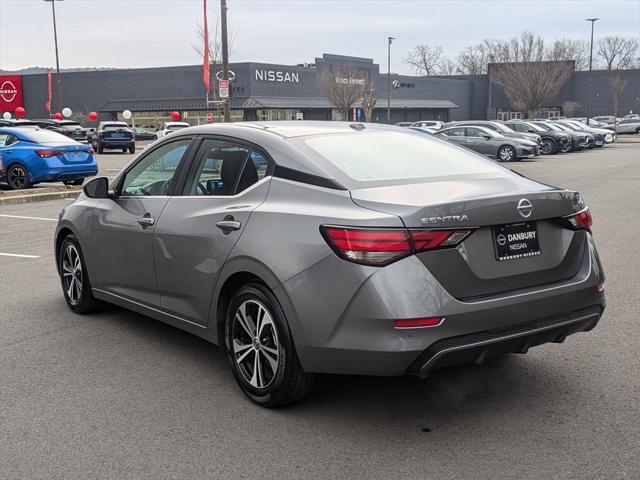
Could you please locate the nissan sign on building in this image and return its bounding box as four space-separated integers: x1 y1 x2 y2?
0 75 24 112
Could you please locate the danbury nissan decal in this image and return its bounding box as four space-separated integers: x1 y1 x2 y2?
0 75 24 112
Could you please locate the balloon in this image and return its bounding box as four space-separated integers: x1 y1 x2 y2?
122 110 132 119
2 112 10 120
88 111 98 121
171 111 180 121
53 112 63 120
62 107 72 118
15 106 26 118
206 112 213 121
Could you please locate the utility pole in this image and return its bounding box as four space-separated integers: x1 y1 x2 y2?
220 0 231 122
44 0 63 113
585 17 599 126
387 36 395 124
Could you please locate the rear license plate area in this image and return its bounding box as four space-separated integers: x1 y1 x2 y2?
493 222 540 261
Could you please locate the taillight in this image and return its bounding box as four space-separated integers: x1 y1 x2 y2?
86 148 95 155
321 226 473 266
564 208 592 230
35 149 65 157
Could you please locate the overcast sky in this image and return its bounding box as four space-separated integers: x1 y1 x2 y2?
0 0 638 73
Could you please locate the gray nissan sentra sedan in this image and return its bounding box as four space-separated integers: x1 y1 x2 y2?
54 121 605 407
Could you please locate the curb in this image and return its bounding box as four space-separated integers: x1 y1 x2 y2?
0 189 81 206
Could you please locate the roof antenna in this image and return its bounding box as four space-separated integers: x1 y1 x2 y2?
349 123 365 131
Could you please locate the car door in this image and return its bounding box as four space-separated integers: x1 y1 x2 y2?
440 127 466 147
464 127 491 154
152 137 272 326
85 137 194 306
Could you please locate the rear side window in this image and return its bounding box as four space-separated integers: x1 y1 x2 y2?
300 131 504 183
186 139 268 196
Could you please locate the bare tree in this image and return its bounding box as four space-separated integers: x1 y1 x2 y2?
597 36 639 70
438 58 458 75
609 73 628 118
549 38 590 70
492 61 573 118
360 84 377 122
561 100 579 117
405 45 444 75
456 43 490 74
191 19 236 66
320 65 366 121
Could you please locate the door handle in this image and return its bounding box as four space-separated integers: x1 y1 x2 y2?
216 220 241 231
137 216 155 227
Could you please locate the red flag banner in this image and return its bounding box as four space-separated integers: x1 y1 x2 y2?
203 0 210 94
44 69 52 112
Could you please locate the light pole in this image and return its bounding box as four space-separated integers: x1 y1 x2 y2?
585 17 599 126
44 0 64 115
387 36 395 124
220 0 231 122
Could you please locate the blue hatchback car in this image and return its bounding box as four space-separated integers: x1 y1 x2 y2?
0 127 98 189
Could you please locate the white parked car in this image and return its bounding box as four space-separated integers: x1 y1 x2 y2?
156 122 190 139
615 118 640 134
411 120 444 130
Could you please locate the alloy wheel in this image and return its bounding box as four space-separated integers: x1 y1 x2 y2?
232 300 280 389
499 147 514 162
62 244 83 305
541 140 553 154
8 166 27 189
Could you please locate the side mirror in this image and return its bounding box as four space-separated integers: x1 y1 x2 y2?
528 129 535 133
83 177 111 199
482 135 491 140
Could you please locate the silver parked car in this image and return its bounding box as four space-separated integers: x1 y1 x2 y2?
615 118 640 134
55 122 605 406
443 120 543 147
435 125 539 161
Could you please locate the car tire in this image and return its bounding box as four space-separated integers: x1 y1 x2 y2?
129 144 136 154
540 139 556 155
59 234 103 314
7 164 31 190
497 145 516 162
225 282 315 407
97 141 104 154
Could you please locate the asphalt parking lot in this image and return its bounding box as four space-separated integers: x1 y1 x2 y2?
1 142 639 479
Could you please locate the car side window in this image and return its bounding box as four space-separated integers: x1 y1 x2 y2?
446 127 466 137
187 139 251 196
465 127 484 137
0 134 8 147
120 139 191 197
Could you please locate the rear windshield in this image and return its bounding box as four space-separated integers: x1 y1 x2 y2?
103 123 129 130
21 130 76 144
299 131 505 184
167 125 188 130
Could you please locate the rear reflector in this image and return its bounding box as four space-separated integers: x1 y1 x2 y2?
35 149 65 158
393 317 444 329
321 226 473 266
565 208 593 230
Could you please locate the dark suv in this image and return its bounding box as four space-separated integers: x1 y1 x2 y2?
90 122 135 154
34 119 88 143
502 120 571 154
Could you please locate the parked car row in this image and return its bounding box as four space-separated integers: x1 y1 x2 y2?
403 117 616 162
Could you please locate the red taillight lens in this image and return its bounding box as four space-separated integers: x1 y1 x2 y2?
393 317 444 329
321 226 473 266
565 208 593 230
321 227 412 266
86 148 95 155
35 149 65 158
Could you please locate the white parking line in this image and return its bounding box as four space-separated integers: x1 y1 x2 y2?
0 252 41 259
0 214 58 222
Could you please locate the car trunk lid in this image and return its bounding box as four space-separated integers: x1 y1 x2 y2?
350 175 586 299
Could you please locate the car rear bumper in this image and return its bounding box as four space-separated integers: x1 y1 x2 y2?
405 304 601 377
99 138 134 147
282 234 605 376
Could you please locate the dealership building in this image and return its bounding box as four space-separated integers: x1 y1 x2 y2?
1 53 638 127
